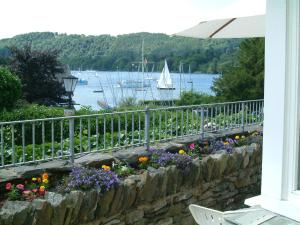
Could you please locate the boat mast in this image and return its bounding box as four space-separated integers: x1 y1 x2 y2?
179 62 182 95
142 39 145 103
189 64 193 92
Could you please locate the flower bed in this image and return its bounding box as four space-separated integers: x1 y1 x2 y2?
4 172 49 202
0 129 264 225
1 130 262 204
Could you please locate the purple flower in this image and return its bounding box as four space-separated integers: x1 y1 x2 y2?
227 138 234 145
66 167 119 192
209 140 233 154
147 149 192 169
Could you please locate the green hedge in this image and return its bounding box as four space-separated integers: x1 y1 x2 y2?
0 104 64 122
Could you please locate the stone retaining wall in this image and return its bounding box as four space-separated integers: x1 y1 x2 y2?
0 143 262 225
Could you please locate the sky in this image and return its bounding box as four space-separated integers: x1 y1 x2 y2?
0 0 265 39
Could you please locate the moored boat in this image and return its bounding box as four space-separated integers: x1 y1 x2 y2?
157 60 175 90
77 79 88 85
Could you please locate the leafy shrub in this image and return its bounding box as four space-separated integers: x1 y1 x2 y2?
64 167 119 192
0 67 22 110
112 163 135 177
118 97 138 109
0 104 64 121
176 91 217 106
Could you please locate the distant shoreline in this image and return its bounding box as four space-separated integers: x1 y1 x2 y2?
71 70 221 76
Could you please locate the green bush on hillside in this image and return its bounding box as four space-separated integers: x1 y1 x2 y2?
0 104 64 122
0 67 22 110
176 91 217 106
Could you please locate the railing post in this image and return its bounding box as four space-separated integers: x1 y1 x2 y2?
69 118 75 163
241 102 245 132
65 109 75 163
145 107 150 151
200 107 205 139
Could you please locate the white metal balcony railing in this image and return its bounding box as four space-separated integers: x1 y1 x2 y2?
0 100 264 168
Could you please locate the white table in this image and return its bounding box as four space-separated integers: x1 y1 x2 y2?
223 207 300 225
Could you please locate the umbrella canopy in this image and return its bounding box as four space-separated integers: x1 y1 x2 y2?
175 15 265 39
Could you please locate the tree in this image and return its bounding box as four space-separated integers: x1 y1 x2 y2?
0 67 22 110
211 38 264 101
9 45 65 105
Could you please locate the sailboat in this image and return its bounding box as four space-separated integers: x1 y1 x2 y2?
157 60 175 90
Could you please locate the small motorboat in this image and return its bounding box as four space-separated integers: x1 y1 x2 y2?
77 79 88 85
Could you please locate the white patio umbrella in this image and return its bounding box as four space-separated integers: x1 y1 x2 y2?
175 15 265 39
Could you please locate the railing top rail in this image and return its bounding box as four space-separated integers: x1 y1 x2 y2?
0 99 264 125
0 109 148 125
149 99 264 111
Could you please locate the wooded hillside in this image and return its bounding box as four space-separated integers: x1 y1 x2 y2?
0 32 242 73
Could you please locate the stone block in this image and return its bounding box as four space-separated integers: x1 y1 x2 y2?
78 190 99 223
75 153 114 168
125 209 144 224
96 188 115 218
0 201 32 225
156 217 173 225
123 178 137 209
31 199 52 225
45 192 68 225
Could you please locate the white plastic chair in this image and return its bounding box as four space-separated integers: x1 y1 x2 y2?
189 204 233 225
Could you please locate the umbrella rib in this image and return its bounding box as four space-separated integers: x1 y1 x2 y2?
209 18 236 38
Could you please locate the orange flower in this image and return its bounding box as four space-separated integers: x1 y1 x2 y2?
39 186 46 196
138 156 149 163
42 173 49 180
102 165 111 171
37 177 42 183
40 186 45 192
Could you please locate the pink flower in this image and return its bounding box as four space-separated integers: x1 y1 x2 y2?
189 143 195 150
22 190 32 196
5 183 12 190
16 184 24 190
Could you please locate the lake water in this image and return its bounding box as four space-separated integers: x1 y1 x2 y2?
71 71 219 110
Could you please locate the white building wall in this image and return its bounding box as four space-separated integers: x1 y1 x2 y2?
261 0 287 200
246 0 300 221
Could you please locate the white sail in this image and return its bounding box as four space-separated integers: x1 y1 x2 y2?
157 60 174 89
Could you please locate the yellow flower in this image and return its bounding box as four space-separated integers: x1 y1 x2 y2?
138 156 149 163
102 165 111 171
32 177 37 181
42 179 48 184
235 135 240 140
224 142 229 145
179 149 186 155
241 135 246 139
37 177 42 183
42 173 49 180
